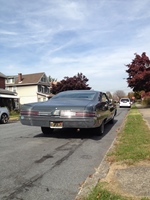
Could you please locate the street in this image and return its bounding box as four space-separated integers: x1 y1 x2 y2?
0 108 128 200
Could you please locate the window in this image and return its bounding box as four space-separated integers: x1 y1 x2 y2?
38 85 50 94
38 98 41 102
6 78 15 84
41 75 46 83
45 87 50 93
120 98 130 102
38 85 42 93
41 86 45 93
102 93 109 102
5 86 9 91
52 91 96 100
12 87 16 92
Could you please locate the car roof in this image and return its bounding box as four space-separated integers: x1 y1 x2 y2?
57 90 101 94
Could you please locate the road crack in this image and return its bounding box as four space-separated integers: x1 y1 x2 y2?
2 139 86 200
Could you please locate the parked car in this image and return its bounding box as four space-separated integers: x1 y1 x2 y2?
119 98 131 108
20 90 117 136
0 107 9 124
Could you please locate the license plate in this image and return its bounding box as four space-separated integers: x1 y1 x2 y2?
50 122 63 128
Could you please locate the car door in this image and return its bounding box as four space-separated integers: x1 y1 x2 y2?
100 93 115 122
103 93 115 121
95 92 110 125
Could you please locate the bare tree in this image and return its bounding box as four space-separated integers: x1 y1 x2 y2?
112 94 119 102
106 91 112 100
114 90 126 100
48 76 57 82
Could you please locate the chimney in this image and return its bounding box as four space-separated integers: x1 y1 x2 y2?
18 73 22 82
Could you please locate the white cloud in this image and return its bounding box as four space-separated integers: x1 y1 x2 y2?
1 0 150 95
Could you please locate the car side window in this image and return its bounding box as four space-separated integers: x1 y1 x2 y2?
102 93 109 103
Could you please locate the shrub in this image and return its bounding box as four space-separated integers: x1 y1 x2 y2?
10 109 20 116
142 96 150 107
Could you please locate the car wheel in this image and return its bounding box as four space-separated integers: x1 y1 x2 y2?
41 127 53 135
95 121 105 136
1 113 9 124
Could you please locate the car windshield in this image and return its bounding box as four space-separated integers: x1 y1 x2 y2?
52 91 96 100
121 98 130 102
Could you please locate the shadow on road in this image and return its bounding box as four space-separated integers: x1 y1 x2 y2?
34 120 118 141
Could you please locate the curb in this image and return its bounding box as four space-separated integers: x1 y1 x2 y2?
75 133 120 200
75 110 128 200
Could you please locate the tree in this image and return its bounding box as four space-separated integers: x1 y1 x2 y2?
112 93 119 102
48 76 57 82
113 90 126 100
128 92 134 99
51 73 91 94
134 91 142 100
106 91 112 99
126 52 150 92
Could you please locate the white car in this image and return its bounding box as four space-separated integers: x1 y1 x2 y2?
0 107 9 124
119 98 131 108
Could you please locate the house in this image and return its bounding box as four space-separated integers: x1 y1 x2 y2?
0 72 19 110
0 72 6 89
5 72 51 105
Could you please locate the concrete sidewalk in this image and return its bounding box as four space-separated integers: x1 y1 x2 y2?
136 104 150 129
76 105 150 200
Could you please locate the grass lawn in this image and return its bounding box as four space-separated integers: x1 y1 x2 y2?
82 105 150 200
108 106 150 164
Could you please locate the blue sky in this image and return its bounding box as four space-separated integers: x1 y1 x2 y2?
1 0 150 94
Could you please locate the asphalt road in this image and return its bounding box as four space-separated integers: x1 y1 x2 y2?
0 107 128 200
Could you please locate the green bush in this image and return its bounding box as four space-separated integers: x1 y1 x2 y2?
10 110 20 116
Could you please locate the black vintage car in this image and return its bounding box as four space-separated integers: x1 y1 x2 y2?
20 90 117 135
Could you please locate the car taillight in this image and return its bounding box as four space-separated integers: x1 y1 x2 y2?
75 112 96 117
60 110 96 117
20 111 39 116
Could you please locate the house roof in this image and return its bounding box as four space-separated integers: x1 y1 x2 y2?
16 72 45 84
0 72 7 78
6 72 50 86
0 88 19 99
0 88 16 95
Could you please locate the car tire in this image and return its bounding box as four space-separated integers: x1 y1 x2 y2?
1 113 9 124
41 127 53 135
95 121 105 136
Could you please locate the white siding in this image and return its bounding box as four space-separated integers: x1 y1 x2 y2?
17 85 38 104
